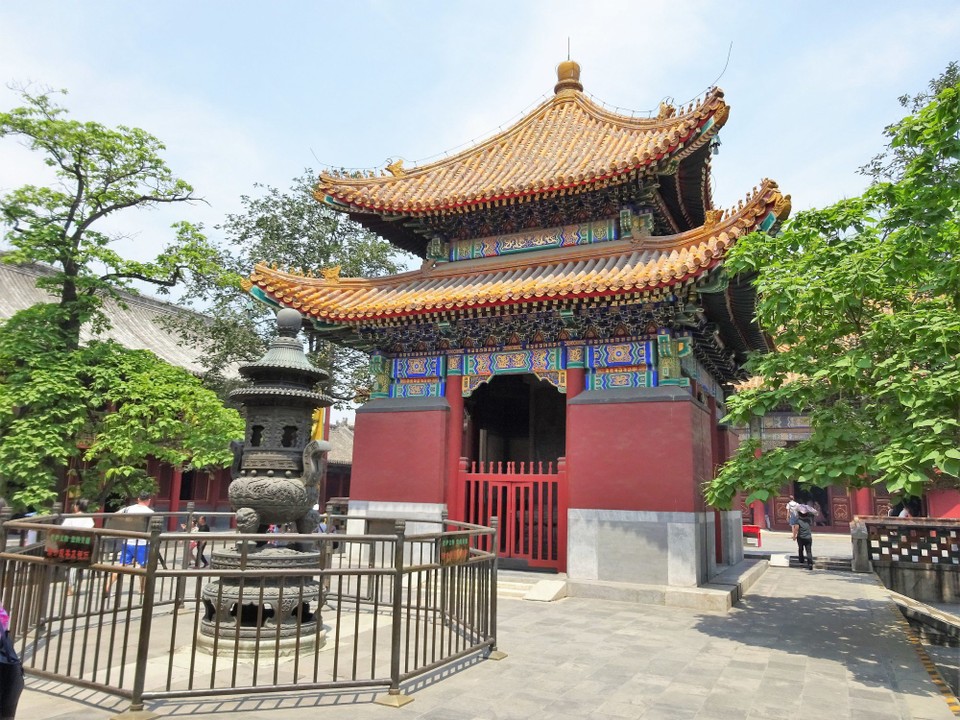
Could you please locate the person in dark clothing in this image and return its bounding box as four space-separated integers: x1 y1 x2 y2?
195 516 211 567
796 510 815 569
0 601 24 720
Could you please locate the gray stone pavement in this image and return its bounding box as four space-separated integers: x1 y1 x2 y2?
18 565 956 720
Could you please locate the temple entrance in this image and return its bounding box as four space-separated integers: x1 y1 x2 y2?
770 483 853 532
460 374 568 570
463 374 565 466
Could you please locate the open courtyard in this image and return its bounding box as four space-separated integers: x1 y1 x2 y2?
18 559 958 720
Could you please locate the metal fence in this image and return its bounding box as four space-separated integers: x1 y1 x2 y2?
0 506 500 712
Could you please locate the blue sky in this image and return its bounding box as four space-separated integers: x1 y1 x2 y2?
3 0 959 257
2 1 958 420
3 0 959 260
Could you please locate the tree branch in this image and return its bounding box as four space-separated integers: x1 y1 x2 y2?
98 267 185 288
76 191 197 237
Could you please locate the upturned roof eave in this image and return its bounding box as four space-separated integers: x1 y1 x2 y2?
251 178 788 311
316 87 728 218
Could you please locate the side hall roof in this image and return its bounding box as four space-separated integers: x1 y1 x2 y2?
0 261 231 377
247 180 790 325
316 61 727 222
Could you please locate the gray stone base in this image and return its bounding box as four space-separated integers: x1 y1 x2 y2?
346 500 446 536
566 558 768 612
568 508 726 587
195 627 323 659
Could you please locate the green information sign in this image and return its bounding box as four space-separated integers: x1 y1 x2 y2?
45 529 96 565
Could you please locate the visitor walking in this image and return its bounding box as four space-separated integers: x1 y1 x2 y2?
786 495 800 541
796 508 815 570
103 492 154 596
195 516 210 567
61 498 95 595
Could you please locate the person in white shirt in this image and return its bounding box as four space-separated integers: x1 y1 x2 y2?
785 496 800 541
61 498 95 595
118 492 154 566
104 492 153 597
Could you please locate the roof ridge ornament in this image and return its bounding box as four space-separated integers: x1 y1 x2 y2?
703 209 723 229
554 59 583 94
657 102 676 120
385 158 406 177
320 265 342 283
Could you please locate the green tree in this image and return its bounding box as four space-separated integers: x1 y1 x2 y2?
706 72 960 509
0 88 242 507
173 171 410 406
0 87 233 351
0 305 244 508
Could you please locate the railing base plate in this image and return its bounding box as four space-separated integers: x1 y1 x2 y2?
109 710 161 720
374 692 415 708
487 649 508 660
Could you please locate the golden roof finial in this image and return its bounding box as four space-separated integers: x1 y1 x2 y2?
555 58 583 94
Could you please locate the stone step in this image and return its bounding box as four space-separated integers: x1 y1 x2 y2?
496 573 567 601
787 557 852 572
745 551 852 572
497 579 538 599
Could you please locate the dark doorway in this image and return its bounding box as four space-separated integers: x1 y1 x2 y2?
464 374 565 466
793 483 831 527
179 470 196 502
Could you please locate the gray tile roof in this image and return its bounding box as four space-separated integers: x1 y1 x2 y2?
327 420 354 466
0 261 218 376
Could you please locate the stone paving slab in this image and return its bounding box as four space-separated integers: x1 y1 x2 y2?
17 566 956 720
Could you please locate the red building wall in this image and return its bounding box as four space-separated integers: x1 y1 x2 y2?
566 388 711 513
926 489 960 519
350 399 449 504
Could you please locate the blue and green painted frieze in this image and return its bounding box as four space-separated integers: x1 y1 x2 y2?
458 348 566 396
449 218 618 261
369 352 447 399
583 333 693 390
371 334 699 399
585 341 655 389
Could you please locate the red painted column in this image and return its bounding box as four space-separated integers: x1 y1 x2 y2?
564 345 586 492
707 394 724 563
566 366 585 400
750 500 766 529
169 465 183 531
445 355 465 521
852 488 872 517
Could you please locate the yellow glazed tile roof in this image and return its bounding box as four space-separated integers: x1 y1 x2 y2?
247 180 790 324
316 70 728 216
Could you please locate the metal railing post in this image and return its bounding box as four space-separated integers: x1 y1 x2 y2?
128 515 163 715
374 519 413 707
487 516 505 660
176 501 196 607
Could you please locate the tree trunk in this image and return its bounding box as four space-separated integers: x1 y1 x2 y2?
58 274 82 352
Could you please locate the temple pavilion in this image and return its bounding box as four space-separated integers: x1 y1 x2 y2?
245 60 791 589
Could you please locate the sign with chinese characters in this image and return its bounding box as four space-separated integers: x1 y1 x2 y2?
45 528 96 565
439 534 470 565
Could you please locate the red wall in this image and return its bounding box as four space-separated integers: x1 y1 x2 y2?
927 489 960 518
567 392 711 513
351 407 449 504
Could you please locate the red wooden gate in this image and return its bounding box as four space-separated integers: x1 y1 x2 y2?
459 458 568 572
